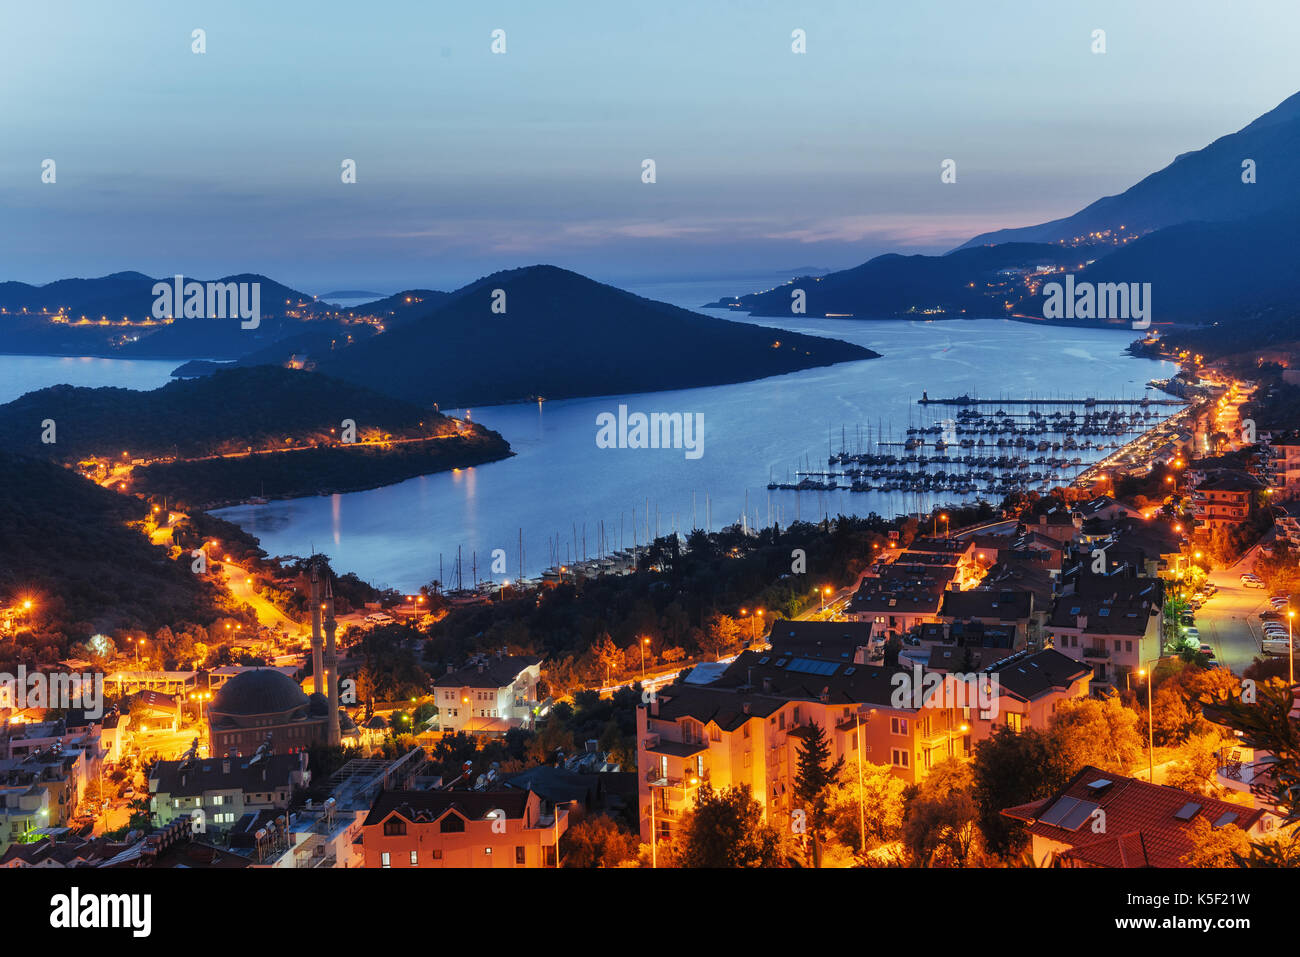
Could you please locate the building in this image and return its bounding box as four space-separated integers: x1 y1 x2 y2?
433 652 543 735
938 587 1034 647
635 648 977 845
149 747 309 835
1188 469 1262 532
1002 765 1277 867
206 668 355 757
963 648 1092 740
103 671 198 696
1047 593 1162 688
127 690 182 733
359 788 567 868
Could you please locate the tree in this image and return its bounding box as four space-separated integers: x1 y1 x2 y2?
1164 731 1226 796
971 726 1073 856
1048 696 1144 774
1181 817 1249 867
700 614 741 661
901 758 981 867
791 722 844 867
823 760 906 857
561 814 638 868
677 785 793 868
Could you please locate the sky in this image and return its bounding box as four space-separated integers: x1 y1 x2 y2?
3 0 1299 294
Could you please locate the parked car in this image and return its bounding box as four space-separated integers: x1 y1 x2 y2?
1183 627 1201 642
1199 643 1215 658
1262 638 1293 656
1241 575 1266 589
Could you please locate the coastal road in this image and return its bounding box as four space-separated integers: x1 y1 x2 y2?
220 559 306 636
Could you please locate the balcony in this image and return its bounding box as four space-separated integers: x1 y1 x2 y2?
1082 646 1110 659
1216 747 1277 804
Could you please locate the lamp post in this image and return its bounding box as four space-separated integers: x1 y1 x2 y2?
1290 610 1296 688
1138 667 1154 783
640 636 650 682
820 586 832 614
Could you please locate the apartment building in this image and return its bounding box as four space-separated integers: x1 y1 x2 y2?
961 648 1092 741
150 751 307 834
359 788 567 868
636 651 975 845
433 653 543 735
1188 469 1261 532
1048 594 1162 688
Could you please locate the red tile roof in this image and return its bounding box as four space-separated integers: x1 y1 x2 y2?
1001 765 1267 867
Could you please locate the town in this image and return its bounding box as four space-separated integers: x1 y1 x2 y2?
2 341 1299 872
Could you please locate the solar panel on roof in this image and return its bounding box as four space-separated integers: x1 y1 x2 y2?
1086 778 1112 791
1038 796 1081 827
758 656 770 664
1058 799 1099 831
1212 811 1238 829
1174 801 1202 821
787 658 838 676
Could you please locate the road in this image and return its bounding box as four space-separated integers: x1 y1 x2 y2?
1196 543 1275 675
221 559 307 636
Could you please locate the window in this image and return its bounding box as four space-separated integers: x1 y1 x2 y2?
742 724 750 739
891 748 910 768
381 851 391 868
543 846 557 867
710 727 720 742
515 846 525 865
1006 712 1023 733
410 850 418 865
1125 640 1133 653
743 751 752 768
485 847 493 855
383 817 408 836
440 814 465 833
890 717 909 736
431 849 443 860
212 795 224 806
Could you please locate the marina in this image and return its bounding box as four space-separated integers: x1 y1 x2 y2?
769 390 1188 499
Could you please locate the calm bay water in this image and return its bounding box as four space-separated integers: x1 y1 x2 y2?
0 354 179 404
0 285 1178 593
213 316 1175 591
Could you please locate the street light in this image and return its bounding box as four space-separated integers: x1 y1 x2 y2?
1138 667 1154 783
640 636 650 682
1290 610 1296 687
820 586 832 613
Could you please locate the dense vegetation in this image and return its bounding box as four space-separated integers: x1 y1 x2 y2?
0 452 231 641
130 430 511 508
0 366 459 461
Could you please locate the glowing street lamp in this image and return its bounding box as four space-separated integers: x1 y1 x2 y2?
1138 667 1154 783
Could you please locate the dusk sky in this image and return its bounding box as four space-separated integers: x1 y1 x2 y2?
4 0 1299 293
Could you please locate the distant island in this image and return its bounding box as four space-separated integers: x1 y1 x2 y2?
310 265 878 408
0 366 512 509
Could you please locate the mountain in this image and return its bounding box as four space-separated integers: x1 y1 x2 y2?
314 265 878 407
1013 208 1300 325
703 243 1079 319
0 450 226 635
959 90 1300 249
0 271 342 359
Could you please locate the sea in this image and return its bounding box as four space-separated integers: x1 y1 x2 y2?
0 276 1178 591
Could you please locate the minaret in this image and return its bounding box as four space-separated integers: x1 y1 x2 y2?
309 562 325 697
323 572 341 747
